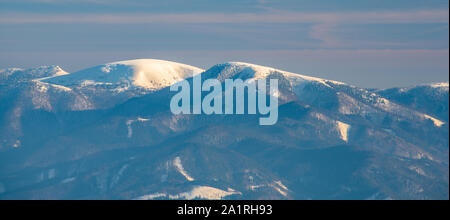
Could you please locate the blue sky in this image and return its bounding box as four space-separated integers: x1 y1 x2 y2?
0 0 448 88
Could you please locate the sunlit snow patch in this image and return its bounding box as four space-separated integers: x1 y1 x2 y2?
423 114 445 127
173 157 195 182
429 82 449 90
136 186 241 200
271 181 289 197
61 177 76 184
336 121 351 142
248 181 289 197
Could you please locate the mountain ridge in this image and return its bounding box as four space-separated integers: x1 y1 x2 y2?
0 59 448 200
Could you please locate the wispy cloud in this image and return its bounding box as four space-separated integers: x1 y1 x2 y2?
309 23 340 47
0 9 447 24
2 9 447 47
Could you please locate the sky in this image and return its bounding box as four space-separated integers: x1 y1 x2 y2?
0 0 448 88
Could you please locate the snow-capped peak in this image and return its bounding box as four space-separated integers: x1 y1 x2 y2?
34 66 68 79
1 65 68 82
384 82 450 94
429 82 449 90
204 61 346 87
43 59 204 91
0 68 22 81
0 68 23 76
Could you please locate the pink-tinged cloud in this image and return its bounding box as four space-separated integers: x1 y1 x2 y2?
2 9 446 48
0 10 448 24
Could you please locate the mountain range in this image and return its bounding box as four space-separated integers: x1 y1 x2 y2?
0 59 448 200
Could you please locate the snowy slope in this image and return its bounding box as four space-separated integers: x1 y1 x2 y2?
0 60 205 150
0 59 205 112
0 68 22 81
200 62 447 139
377 82 449 121
202 62 423 115
203 62 345 91
0 66 68 83
43 59 204 92
429 82 449 90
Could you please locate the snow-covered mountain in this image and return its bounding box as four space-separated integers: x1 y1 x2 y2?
0 59 203 152
43 59 204 92
203 62 446 130
1 59 204 113
0 60 448 200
